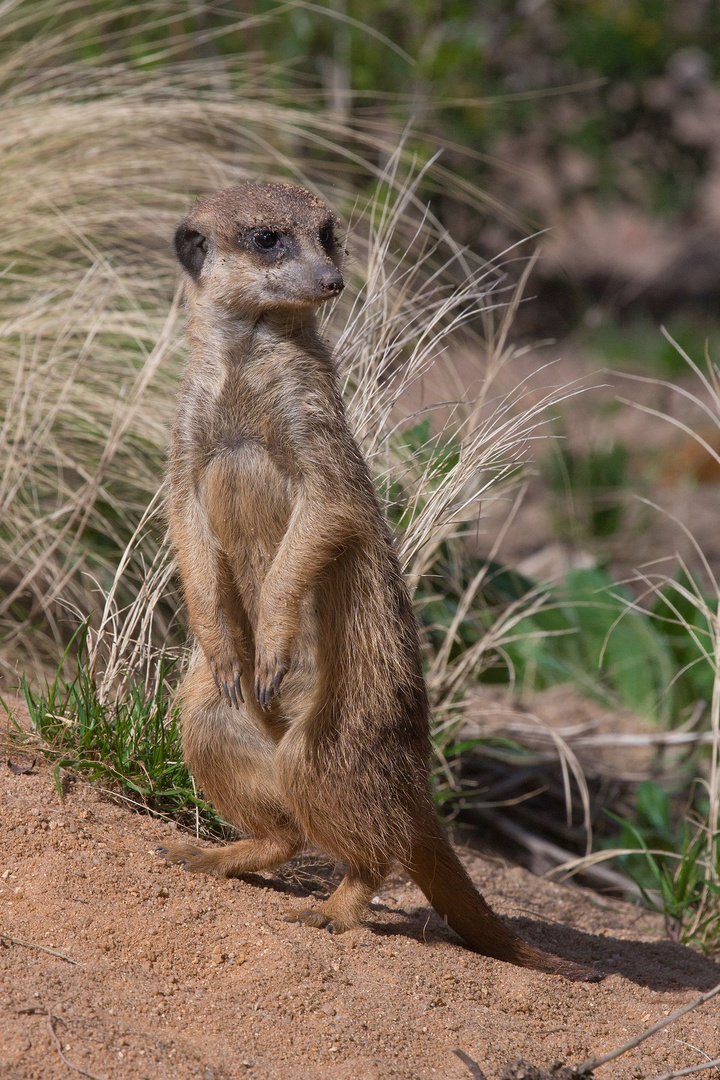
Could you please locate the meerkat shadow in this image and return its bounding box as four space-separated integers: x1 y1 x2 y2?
231 854 344 900
244 861 720 990
512 915 720 991
366 907 720 990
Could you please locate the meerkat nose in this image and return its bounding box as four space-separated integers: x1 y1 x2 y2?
319 271 344 295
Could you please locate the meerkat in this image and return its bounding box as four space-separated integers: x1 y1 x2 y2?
158 182 598 981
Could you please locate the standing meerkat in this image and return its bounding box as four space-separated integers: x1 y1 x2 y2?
159 182 598 981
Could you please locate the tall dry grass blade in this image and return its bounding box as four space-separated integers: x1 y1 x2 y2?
1 0 537 678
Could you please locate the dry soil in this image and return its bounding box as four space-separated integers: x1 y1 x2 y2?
1 736 720 1080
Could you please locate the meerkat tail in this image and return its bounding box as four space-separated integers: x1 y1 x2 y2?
403 818 601 981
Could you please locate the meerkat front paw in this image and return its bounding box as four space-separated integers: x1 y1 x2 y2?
254 595 296 710
253 647 290 711
208 652 244 707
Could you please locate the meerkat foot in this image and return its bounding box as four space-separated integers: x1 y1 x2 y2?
157 835 301 878
156 841 216 872
283 907 356 934
284 863 389 935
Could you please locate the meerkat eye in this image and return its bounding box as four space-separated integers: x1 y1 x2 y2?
319 222 335 252
253 228 280 251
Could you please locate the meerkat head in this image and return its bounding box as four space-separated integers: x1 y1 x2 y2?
174 183 344 316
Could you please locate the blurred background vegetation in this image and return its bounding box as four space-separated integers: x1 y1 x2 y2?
10 0 720 324
3 0 720 952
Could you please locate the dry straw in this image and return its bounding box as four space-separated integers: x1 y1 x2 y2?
0 0 570 694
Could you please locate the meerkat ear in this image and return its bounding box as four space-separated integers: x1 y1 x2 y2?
174 222 209 280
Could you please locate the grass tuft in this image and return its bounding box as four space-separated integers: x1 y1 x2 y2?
5 623 222 834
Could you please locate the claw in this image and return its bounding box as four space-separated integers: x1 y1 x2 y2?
253 657 288 711
210 665 221 694
209 653 245 707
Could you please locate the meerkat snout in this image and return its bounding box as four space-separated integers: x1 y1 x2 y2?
318 268 344 295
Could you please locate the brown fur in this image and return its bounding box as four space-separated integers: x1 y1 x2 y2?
160 182 599 980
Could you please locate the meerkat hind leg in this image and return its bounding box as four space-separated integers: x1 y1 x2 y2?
157 833 301 878
285 863 388 934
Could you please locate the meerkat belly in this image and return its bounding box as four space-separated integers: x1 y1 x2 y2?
203 440 293 608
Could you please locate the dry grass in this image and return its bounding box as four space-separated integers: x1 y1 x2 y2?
0 0 560 684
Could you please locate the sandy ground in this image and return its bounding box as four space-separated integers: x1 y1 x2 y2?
1 746 720 1080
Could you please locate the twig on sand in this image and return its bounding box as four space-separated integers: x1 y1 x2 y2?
47 1009 108 1080
452 1048 489 1079
0 932 78 965
574 981 720 1075
649 1057 720 1080
469 808 645 897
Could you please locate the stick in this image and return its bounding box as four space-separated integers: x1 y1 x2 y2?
0 932 79 965
465 809 646 897
571 732 717 748
574 981 720 1075
649 1057 720 1080
47 1010 108 1080
452 1048 489 1079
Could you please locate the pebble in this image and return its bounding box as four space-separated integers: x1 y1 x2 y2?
211 945 227 965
